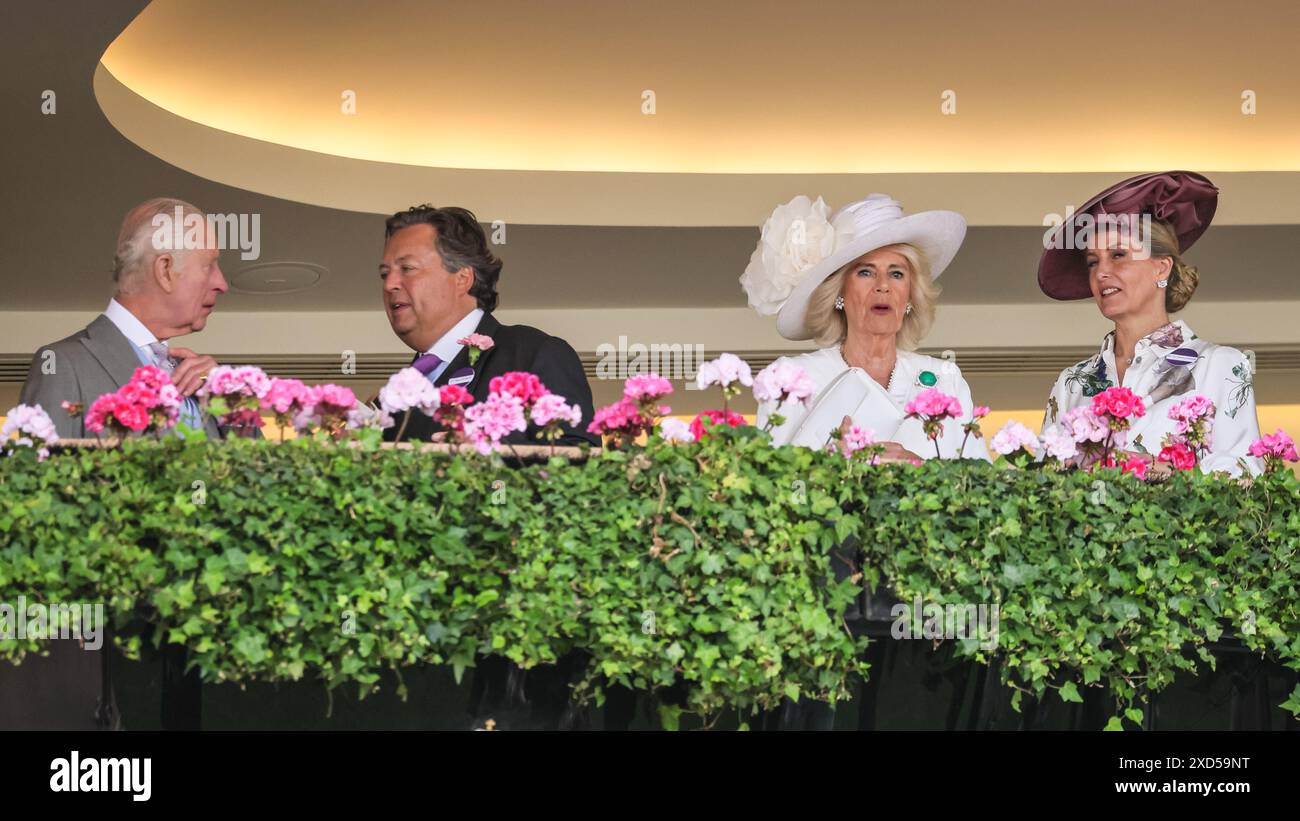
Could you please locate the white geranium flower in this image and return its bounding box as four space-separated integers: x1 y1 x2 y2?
739 196 835 315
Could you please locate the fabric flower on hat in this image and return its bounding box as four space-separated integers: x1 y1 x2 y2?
739 196 835 315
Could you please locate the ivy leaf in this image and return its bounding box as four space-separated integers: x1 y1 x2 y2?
1059 681 1083 703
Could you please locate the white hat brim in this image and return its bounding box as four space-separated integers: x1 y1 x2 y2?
774 210 966 341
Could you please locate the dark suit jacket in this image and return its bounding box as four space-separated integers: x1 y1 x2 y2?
18 314 223 440
384 311 599 448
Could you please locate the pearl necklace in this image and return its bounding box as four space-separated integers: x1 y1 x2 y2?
839 344 898 392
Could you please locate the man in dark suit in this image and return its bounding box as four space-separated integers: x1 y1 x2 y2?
378 205 597 729
378 205 597 447
4 198 229 730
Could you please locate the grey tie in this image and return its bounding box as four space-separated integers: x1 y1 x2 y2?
146 341 174 373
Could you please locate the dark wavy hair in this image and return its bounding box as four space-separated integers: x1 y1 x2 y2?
384 205 502 311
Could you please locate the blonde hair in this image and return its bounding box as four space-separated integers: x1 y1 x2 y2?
1148 218 1200 313
805 243 938 350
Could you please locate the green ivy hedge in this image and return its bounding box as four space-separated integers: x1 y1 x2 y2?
1 428 1298 728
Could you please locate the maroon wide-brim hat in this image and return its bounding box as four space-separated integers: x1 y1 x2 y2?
1038 171 1219 300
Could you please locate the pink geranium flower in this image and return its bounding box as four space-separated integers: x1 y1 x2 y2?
752 361 814 406
656 417 694 444
1158 442 1197 471
689 409 746 441
83 366 182 437
2 403 59 461
1248 428 1298 473
989 420 1038 457
378 368 441 416
587 398 652 445
295 383 357 439
1090 386 1145 424
489 371 548 405
530 393 583 428
623 373 674 403
1120 455 1150 480
905 388 963 419
904 388 962 458
463 391 527 454
432 384 475 434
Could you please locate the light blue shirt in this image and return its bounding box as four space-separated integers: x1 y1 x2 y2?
103 299 205 431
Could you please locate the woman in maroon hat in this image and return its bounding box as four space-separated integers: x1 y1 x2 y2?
1037 171 1262 476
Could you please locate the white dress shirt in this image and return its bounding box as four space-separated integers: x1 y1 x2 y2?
104 298 160 354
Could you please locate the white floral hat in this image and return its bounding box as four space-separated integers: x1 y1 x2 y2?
740 194 966 340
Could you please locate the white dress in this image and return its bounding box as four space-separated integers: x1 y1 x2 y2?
757 347 992 461
1040 319 1262 476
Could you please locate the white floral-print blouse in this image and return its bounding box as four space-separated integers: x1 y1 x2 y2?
1040 319 1262 475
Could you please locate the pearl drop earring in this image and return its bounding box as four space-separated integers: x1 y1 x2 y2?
834 296 845 310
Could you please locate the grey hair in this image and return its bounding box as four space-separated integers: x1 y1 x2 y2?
112 197 206 294
805 243 939 350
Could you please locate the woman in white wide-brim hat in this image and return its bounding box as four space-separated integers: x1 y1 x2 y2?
743 193 989 462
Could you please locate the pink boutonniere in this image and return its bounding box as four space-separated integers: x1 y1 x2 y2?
458 333 495 366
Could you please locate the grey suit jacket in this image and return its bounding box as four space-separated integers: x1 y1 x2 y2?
5 314 229 729
18 313 222 439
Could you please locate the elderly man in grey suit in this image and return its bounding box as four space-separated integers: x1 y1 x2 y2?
19 197 228 438
2 197 228 730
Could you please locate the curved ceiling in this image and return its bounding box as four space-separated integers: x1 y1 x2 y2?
97 0 1300 224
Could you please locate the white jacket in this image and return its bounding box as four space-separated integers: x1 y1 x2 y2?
756 347 991 461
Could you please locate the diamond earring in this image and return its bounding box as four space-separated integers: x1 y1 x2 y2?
834 296 845 310
1157 279 1169 289
905 303 913 315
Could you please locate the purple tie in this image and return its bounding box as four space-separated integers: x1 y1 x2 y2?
412 353 442 376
